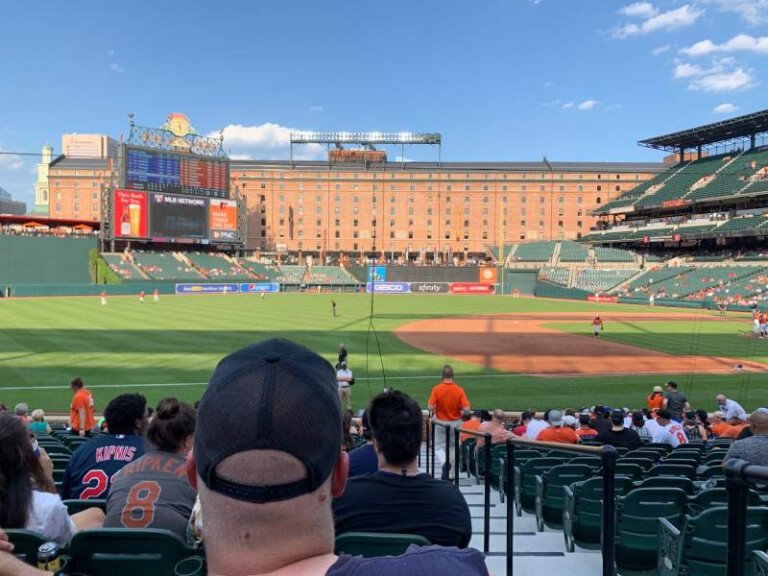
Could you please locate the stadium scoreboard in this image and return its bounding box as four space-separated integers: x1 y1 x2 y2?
124 146 229 199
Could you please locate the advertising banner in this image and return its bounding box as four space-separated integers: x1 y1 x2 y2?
587 294 618 303
365 282 409 293
368 266 387 283
449 283 496 295
478 267 498 284
114 190 148 239
175 283 239 294
410 282 450 294
240 283 280 293
210 199 238 242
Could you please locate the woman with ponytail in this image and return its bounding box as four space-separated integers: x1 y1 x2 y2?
104 397 196 538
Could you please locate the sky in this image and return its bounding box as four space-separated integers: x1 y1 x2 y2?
2 0 768 207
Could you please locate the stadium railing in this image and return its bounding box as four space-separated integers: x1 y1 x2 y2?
452 425 493 554
503 437 618 576
725 459 768 576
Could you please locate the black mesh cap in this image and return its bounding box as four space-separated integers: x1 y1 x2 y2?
195 338 342 503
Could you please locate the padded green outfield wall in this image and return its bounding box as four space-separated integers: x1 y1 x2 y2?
534 281 593 300
9 283 176 297
0 236 96 284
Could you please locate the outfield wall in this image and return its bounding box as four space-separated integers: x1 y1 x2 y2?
0 236 95 284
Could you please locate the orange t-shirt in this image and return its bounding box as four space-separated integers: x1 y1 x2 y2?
70 388 95 432
576 428 598 438
460 417 482 442
719 424 747 439
429 381 469 421
711 422 731 437
536 426 579 444
647 394 664 411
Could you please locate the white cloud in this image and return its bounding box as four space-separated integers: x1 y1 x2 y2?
619 2 659 18
652 44 672 56
689 68 755 91
562 102 574 109
109 62 124 73
577 99 598 110
703 0 768 26
613 4 704 38
541 99 561 107
673 63 704 78
681 34 768 56
309 105 324 112
713 103 739 114
394 156 414 163
213 123 325 160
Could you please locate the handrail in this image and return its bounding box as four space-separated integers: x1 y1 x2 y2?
504 436 618 576
725 459 768 576
454 426 493 554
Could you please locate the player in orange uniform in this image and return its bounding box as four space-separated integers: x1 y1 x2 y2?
592 316 604 339
100 291 107 306
153 288 159 302
761 311 768 339
753 308 761 337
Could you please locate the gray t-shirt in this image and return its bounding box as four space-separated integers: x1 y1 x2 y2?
104 450 196 539
725 435 768 467
664 391 688 418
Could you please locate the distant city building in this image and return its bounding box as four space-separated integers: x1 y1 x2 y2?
31 144 53 215
61 134 117 159
0 187 28 216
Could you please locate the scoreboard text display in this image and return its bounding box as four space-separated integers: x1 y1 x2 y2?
125 146 229 198
149 193 208 240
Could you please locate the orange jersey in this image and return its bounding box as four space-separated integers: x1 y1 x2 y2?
761 314 768 324
460 417 481 442
537 426 579 444
647 394 664 411
719 424 747 439
429 381 470 421
70 388 96 432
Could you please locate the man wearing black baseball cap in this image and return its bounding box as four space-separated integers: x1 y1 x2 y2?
190 338 488 575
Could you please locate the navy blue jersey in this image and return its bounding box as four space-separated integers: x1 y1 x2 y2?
61 434 146 500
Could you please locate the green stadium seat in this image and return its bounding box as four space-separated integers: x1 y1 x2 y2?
614 463 647 480
645 443 673 454
657 506 768 576
615 488 689 575
647 464 697 481
460 438 477 478
5 529 47 565
625 450 662 462
754 550 768 575
686 489 763 515
334 532 430 557
535 464 595 530
664 452 701 464
569 456 602 470
499 450 545 499
635 477 695 495
63 499 107 514
514 457 564 516
697 465 725 481
619 457 657 470
563 476 637 552
660 457 700 469
65 528 197 576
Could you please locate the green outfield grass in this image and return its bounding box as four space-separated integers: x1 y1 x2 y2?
0 293 765 413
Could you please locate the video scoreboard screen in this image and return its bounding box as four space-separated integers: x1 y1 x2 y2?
124 146 229 198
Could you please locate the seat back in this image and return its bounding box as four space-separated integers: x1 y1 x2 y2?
614 463 646 480
687 489 763 515
334 532 430 557
63 499 107 514
636 476 694 494
5 530 47 565
645 443 673 453
664 452 701 463
627 449 662 462
648 463 697 481
67 528 195 576
569 457 601 469
618 457 655 471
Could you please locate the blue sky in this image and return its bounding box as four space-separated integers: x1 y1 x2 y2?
2 0 768 206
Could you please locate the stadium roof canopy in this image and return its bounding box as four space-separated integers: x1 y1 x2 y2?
639 108 768 152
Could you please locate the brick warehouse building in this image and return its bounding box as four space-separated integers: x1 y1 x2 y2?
46 151 663 260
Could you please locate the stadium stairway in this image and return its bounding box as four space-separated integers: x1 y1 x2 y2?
421 446 601 576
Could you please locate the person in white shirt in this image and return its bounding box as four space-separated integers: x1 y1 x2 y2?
525 411 550 439
652 409 689 447
0 415 104 547
716 394 747 423
336 362 353 410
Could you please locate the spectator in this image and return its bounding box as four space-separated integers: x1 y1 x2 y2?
630 411 652 442
428 365 470 481
14 403 29 425
104 398 196 539
333 390 472 548
347 411 377 477
512 411 531 437
69 376 96 437
647 386 664 411
696 409 713 438
715 394 747 423
336 362 353 411
525 410 549 439
590 406 612 434
724 408 768 465
596 410 642 449
709 411 731 436
61 394 148 500
662 381 690 421
28 410 52 435
0 415 103 546
652 409 689 447
189 339 486 575
460 409 482 443
337 342 348 370
536 410 578 444
575 414 598 440
342 409 357 452
682 411 708 441
476 409 513 449
719 417 749 439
